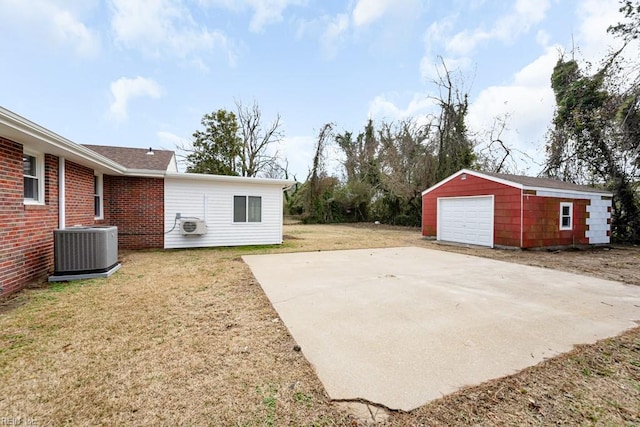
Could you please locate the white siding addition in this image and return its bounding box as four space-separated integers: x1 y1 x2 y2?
164 174 290 249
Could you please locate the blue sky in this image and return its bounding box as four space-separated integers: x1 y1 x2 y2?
0 0 632 179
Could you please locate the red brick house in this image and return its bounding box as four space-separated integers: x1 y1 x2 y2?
0 107 291 296
422 169 612 249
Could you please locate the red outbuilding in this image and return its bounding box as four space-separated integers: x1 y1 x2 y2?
421 169 612 249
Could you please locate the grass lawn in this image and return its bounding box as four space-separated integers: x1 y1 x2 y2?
1 223 639 425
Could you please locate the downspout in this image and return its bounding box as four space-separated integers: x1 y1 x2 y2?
58 157 65 228
520 189 523 248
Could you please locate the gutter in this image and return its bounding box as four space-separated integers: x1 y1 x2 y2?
164 171 295 187
0 107 298 185
0 107 125 174
59 157 65 228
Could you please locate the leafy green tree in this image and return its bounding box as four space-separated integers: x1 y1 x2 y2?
373 119 436 225
186 109 242 175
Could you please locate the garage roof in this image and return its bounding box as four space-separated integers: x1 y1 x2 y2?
423 169 613 196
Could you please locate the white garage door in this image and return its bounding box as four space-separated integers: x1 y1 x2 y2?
438 196 494 247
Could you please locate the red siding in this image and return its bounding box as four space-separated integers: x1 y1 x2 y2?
422 173 522 247
103 176 164 249
65 160 96 226
522 195 589 248
0 138 59 296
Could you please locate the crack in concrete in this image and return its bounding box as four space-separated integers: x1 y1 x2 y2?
333 397 402 423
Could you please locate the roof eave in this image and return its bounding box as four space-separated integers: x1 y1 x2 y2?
523 185 612 197
165 171 295 188
0 107 125 174
421 169 524 196
123 168 168 178
421 169 612 197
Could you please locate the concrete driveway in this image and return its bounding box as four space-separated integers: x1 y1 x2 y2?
243 247 640 411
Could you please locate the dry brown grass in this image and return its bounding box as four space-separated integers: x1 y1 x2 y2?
1 223 639 426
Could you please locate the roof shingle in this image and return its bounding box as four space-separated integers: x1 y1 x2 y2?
479 170 611 194
83 145 175 171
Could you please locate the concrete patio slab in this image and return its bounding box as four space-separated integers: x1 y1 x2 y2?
243 247 640 411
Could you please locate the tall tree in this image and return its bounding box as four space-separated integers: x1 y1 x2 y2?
374 119 437 225
302 123 335 223
235 100 284 177
608 0 640 41
544 2 640 241
184 101 284 177
186 109 242 175
432 59 475 181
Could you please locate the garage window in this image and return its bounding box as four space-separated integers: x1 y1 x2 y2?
560 202 573 230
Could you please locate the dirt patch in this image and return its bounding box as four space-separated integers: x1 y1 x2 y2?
0 223 638 425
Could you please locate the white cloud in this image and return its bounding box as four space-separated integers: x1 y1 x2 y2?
298 0 422 58
368 93 436 123
352 0 421 28
446 0 551 57
423 16 456 53
246 0 305 32
109 76 164 121
321 14 350 58
467 46 561 172
536 29 551 47
109 0 235 66
352 0 392 27
157 130 189 148
0 0 100 56
420 56 472 83
575 0 625 63
200 0 306 32
279 135 315 180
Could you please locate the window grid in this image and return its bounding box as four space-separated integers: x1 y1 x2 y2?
560 202 573 230
94 174 103 219
23 152 43 203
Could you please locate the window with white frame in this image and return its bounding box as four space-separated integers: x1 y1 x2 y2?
94 173 103 219
233 195 262 223
23 150 44 204
560 202 573 230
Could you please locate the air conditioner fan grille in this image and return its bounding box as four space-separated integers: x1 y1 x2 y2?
182 221 197 232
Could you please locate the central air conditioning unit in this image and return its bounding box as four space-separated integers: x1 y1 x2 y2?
50 226 120 281
180 219 207 235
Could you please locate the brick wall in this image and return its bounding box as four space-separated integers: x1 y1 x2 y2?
103 176 164 249
0 137 59 296
65 160 96 226
422 173 521 247
522 195 589 248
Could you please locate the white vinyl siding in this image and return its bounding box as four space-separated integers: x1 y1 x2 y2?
164 178 284 249
438 196 494 247
23 149 44 204
585 197 611 244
